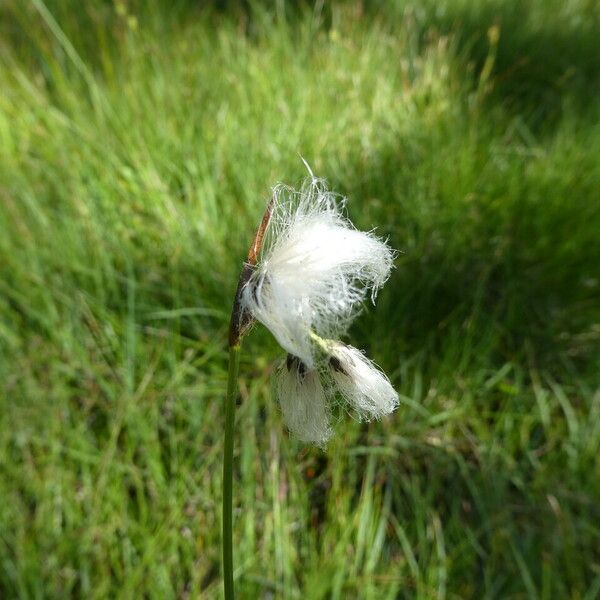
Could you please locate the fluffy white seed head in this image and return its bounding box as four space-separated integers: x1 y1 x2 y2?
274 355 332 445
329 343 399 420
241 177 395 366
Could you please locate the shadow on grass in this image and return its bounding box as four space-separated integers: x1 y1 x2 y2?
334 120 600 375
404 0 600 126
384 438 600 596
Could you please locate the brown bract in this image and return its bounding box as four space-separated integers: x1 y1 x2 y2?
228 197 274 347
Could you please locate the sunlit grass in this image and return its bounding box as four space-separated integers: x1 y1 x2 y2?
0 1 599 598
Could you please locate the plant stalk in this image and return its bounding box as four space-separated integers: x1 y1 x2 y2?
222 196 273 599
223 343 240 600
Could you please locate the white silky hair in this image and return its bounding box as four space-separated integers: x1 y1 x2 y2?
274 358 332 445
241 177 395 367
329 343 399 420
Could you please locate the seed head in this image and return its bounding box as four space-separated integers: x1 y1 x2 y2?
238 174 399 444
241 177 395 367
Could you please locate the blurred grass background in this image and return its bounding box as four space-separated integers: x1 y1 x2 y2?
1 0 599 598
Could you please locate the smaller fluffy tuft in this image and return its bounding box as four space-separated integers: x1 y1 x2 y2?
274 356 332 445
328 343 399 420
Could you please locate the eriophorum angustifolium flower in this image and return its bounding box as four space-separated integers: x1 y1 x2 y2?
241 175 399 444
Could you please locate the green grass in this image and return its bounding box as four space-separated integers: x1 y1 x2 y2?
1 1 599 598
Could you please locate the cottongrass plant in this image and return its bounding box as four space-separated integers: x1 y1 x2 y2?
223 175 398 598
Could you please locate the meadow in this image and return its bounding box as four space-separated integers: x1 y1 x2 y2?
1 1 599 598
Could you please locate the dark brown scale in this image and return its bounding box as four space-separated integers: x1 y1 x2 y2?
286 354 307 379
250 273 268 304
250 281 259 304
329 355 348 376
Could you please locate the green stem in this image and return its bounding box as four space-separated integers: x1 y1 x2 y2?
223 344 240 600
222 195 272 599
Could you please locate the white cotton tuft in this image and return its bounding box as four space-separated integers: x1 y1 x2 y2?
274 356 332 445
329 343 399 420
241 177 395 366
